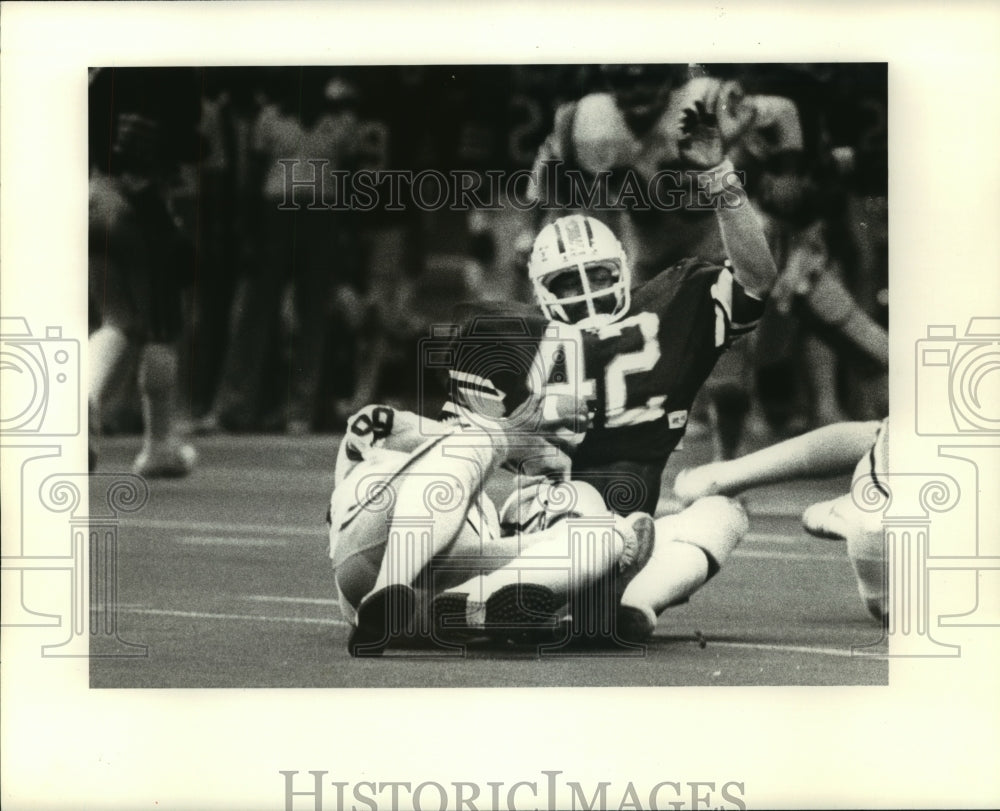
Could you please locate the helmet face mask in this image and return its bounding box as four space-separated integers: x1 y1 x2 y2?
528 216 632 329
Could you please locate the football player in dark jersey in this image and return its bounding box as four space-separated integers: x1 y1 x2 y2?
527 94 777 514
529 64 888 455
442 102 778 640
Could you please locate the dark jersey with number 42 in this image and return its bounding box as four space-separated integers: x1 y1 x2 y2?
445 258 764 512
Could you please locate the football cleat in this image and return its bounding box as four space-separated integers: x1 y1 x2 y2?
615 512 656 594
614 604 657 643
432 583 559 639
132 442 197 479
348 584 417 657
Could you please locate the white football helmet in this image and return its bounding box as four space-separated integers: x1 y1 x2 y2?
528 215 631 329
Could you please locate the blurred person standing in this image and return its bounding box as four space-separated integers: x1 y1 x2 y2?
88 67 202 476
328 67 429 421
730 65 888 433
199 69 360 434
178 69 260 424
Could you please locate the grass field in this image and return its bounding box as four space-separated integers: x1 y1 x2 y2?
90 429 888 688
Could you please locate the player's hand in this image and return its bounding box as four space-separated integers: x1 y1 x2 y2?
682 78 756 144
678 100 725 169
505 387 590 448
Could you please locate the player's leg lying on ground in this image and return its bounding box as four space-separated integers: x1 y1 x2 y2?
802 489 886 623
433 480 655 638
330 422 520 654
674 418 889 623
803 420 888 622
673 420 881 505
618 495 749 641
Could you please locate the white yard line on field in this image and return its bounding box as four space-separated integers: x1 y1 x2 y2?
701 640 879 659
124 518 808 548
117 607 875 659
179 536 289 547
244 595 342 605
120 518 321 538
119 606 346 626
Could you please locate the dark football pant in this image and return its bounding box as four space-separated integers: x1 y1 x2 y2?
571 458 665 517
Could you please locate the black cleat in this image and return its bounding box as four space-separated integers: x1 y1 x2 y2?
615 604 656 643
485 583 559 628
431 591 477 639
432 583 559 643
615 512 656 599
348 584 416 657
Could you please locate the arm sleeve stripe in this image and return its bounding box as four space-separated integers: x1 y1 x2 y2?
711 267 765 347
449 369 505 401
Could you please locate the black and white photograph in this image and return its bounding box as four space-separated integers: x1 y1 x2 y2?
83 60 892 687
2 2 998 809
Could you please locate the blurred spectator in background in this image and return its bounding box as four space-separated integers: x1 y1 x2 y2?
198 69 360 434
824 62 889 420
325 67 428 422
526 63 888 457
88 67 202 476
729 64 888 435
176 69 259 424
88 65 887 443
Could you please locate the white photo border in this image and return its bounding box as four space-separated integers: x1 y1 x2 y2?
2 1 999 809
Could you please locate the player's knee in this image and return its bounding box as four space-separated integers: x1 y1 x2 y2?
547 480 608 521
334 553 380 610
500 478 608 534
676 496 748 571
698 495 749 539
96 307 144 345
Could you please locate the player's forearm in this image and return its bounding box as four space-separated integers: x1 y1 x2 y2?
715 179 778 300
803 274 889 367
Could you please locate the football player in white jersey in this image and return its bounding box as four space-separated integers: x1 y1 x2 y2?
327 402 656 655
673 419 889 622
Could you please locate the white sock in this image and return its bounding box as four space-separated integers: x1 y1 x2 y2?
88 325 130 415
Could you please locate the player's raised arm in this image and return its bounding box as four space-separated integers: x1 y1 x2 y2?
678 101 778 301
